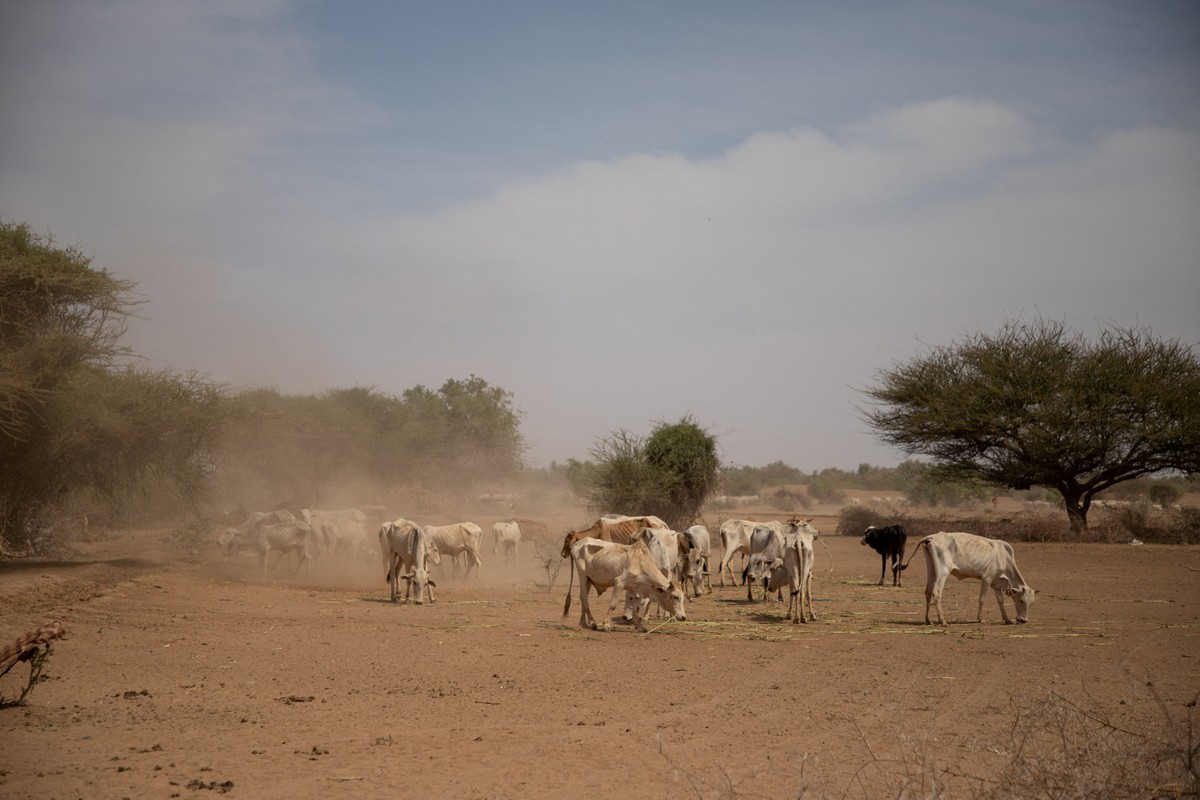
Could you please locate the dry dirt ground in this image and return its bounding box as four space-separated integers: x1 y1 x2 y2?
1 504 1198 799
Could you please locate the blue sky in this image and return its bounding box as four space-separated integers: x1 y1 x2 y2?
2 1 1198 471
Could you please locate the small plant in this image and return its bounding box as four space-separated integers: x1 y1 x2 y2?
531 539 563 592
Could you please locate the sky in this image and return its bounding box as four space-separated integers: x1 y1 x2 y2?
2 1 1198 471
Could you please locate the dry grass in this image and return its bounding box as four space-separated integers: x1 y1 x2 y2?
657 678 1200 799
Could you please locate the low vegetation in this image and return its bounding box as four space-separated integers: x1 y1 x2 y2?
836 502 1200 545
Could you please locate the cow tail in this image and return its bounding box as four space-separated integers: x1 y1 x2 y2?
561 556 576 622
895 538 928 573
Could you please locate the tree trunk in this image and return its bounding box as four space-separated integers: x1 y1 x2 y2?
1061 488 1090 536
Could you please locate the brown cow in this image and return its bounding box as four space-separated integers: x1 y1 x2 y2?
559 514 669 558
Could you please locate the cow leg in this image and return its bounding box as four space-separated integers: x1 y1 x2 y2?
928 571 950 626
578 579 594 630
891 553 902 587
991 583 1013 624
879 554 886 586
603 587 626 632
807 575 816 621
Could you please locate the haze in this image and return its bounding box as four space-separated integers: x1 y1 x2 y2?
2 1 1198 470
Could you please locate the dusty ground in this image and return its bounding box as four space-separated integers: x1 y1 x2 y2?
1 503 1198 799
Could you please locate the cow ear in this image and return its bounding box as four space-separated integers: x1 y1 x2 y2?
427 578 437 588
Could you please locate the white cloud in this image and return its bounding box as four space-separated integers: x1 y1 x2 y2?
2 3 1197 470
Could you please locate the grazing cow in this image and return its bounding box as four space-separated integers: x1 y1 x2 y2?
379 519 439 604
561 538 685 633
559 514 669 558
301 508 371 560
897 531 1036 625
630 528 691 620
746 532 816 623
492 521 522 565
683 525 712 597
717 519 759 585
222 521 312 578
425 522 484 579
861 524 908 586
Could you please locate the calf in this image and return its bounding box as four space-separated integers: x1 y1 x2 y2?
561 538 686 633
861 524 907 586
897 531 1036 625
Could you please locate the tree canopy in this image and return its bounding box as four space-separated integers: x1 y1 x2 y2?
862 318 1200 533
570 416 720 529
0 221 225 549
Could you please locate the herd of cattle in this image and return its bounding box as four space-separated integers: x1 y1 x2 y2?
218 510 1036 632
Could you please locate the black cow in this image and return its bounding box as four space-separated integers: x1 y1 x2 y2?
860 524 908 586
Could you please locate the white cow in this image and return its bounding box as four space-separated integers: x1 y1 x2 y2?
425 522 484 579
301 508 371 560
897 531 1036 625
630 528 690 620
743 519 820 601
684 525 712 597
492 521 522 565
379 519 440 604
746 532 816 624
561 538 686 633
221 520 312 578
717 519 761 585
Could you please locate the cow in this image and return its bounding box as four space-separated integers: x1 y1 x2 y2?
425 522 484 579
746 532 816 624
220 509 296 555
379 519 439 604
300 508 371 560
559 514 669 559
561 538 686 633
861 524 908 586
222 520 312 578
492 521 522 565
630 528 691 620
896 531 1036 625
716 519 758 585
683 525 712 597
743 519 821 601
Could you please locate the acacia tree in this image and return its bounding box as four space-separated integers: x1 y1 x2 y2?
574 416 720 529
862 319 1200 534
1 221 227 550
